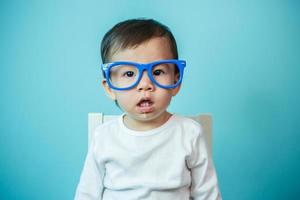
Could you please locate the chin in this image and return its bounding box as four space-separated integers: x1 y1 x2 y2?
137 110 167 121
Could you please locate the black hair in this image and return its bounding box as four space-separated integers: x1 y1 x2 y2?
101 18 178 64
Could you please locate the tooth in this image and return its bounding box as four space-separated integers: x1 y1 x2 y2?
141 101 150 106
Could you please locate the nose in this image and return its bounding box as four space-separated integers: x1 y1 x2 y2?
137 71 154 91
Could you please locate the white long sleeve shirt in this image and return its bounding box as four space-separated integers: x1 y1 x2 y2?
75 114 222 200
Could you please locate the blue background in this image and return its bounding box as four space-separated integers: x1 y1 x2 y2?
1 0 299 199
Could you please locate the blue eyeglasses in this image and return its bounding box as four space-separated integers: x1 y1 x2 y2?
101 59 186 90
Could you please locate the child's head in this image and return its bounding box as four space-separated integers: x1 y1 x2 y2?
100 18 186 129
101 18 178 63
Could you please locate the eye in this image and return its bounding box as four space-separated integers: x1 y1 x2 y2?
123 71 135 77
153 69 165 76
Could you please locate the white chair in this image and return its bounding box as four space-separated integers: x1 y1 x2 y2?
88 113 213 155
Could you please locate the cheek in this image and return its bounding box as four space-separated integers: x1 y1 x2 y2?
115 92 135 107
156 90 173 106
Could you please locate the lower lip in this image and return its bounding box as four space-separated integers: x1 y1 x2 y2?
136 103 154 113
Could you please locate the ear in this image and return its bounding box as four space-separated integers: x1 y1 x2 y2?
171 73 181 96
171 84 181 96
102 79 116 100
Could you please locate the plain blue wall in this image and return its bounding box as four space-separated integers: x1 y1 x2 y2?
1 0 299 199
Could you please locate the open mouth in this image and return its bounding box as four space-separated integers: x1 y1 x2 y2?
136 98 154 113
137 99 153 107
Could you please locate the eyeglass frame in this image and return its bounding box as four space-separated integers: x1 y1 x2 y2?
101 59 186 91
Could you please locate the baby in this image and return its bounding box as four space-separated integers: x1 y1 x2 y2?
75 18 222 200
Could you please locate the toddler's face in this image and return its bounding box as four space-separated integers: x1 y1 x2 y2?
102 37 180 129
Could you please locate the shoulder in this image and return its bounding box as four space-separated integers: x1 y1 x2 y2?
93 115 121 140
170 115 206 159
171 114 203 137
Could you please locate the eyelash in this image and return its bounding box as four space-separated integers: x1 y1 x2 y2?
123 71 135 77
153 69 165 76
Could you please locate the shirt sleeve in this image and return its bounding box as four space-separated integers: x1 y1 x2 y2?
74 136 105 200
187 130 222 200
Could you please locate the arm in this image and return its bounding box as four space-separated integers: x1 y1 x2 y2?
74 138 105 200
188 132 222 200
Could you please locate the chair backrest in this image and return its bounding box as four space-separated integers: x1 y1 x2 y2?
88 113 213 155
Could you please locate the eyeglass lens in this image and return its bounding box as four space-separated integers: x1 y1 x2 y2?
108 62 180 89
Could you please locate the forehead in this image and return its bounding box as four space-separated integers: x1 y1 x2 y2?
110 37 173 63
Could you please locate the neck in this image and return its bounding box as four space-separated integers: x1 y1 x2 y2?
123 111 172 131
